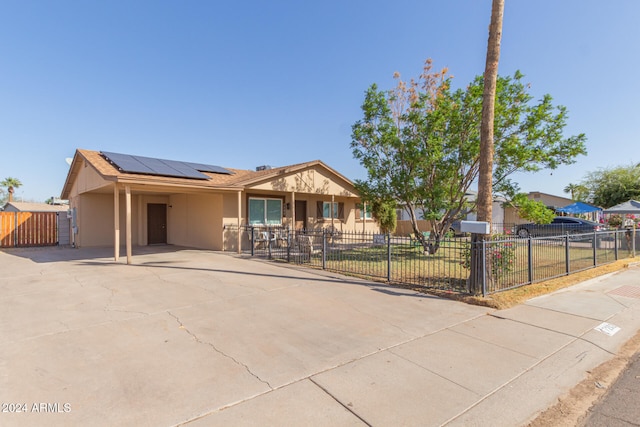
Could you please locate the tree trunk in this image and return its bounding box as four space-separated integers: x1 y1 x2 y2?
472 0 504 294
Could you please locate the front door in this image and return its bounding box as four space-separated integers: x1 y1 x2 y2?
147 203 167 244
295 200 307 231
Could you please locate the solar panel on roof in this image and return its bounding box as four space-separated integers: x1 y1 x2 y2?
139 156 208 179
101 152 156 175
167 161 211 178
183 162 232 175
101 151 232 180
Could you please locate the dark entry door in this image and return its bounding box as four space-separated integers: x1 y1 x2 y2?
147 203 167 244
295 200 307 231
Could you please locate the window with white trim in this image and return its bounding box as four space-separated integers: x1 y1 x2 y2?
248 198 282 225
323 202 339 219
357 203 373 220
317 201 344 220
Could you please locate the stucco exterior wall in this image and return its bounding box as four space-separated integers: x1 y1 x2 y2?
222 192 244 226
66 159 111 247
75 159 113 195
529 192 573 208
249 167 356 197
503 207 521 226
168 193 223 250
76 194 111 247
76 193 143 247
168 194 188 245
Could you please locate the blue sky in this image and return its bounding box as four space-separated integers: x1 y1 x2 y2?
1 1 638 203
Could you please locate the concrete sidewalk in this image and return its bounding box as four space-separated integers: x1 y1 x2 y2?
1 246 639 426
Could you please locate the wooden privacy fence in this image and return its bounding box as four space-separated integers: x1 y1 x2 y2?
0 211 59 247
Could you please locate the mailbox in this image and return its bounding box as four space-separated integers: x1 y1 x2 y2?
460 220 490 234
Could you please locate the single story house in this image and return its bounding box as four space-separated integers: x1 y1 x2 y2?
3 201 69 213
60 149 378 262
394 190 507 235
1 202 71 246
503 191 575 225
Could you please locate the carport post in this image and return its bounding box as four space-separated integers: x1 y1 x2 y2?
114 183 120 262
363 201 366 234
331 194 335 231
125 185 132 264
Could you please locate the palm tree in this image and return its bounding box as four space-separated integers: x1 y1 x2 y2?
473 0 504 295
1 177 22 202
564 183 589 201
563 183 579 200
476 0 504 228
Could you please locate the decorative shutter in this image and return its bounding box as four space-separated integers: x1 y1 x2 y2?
338 202 345 220
316 201 324 219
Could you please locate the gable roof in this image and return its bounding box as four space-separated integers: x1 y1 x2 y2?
61 149 355 199
101 151 233 179
3 202 68 212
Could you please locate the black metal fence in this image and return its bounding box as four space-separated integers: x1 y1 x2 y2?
476 230 636 294
223 225 637 296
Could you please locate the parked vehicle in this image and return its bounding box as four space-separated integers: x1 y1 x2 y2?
514 217 603 238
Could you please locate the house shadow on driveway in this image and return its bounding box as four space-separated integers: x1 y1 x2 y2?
1 245 443 300
89 257 442 300
0 244 191 263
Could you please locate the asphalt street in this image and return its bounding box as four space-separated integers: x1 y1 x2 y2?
581 349 640 426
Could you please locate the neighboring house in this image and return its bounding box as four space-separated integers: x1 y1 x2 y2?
396 191 583 236
60 149 378 260
504 191 574 225
1 202 71 246
2 201 68 213
394 190 507 235
527 191 574 210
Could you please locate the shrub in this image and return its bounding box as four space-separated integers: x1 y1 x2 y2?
607 214 623 228
460 235 516 280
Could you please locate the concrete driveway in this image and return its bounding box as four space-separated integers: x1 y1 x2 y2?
3 246 640 426
0 246 489 426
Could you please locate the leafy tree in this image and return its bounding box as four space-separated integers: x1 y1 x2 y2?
580 165 640 208
351 61 587 254
370 199 397 234
1 177 22 203
509 193 555 224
